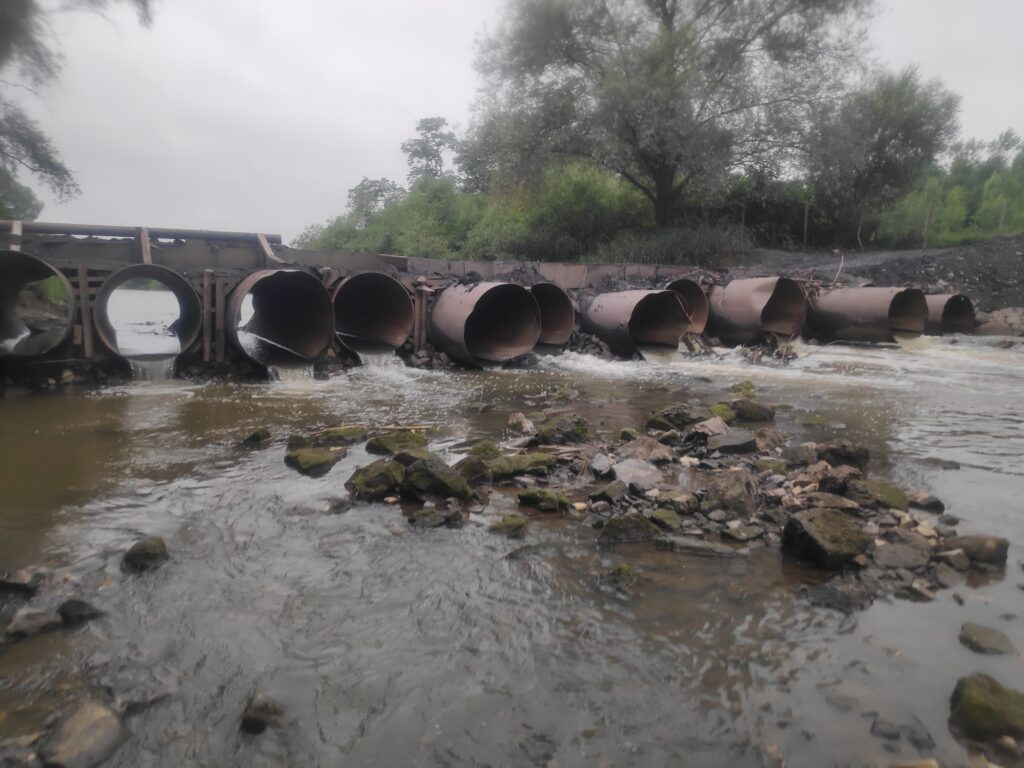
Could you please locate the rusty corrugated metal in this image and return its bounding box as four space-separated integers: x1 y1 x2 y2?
331 272 414 351
530 282 575 347
428 282 541 367
665 278 709 335
582 290 687 358
806 287 928 343
706 277 807 345
924 293 975 335
0 249 76 357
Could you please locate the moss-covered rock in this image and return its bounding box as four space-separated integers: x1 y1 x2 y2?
314 426 368 446
604 561 637 588
709 403 737 424
731 380 756 398
864 480 909 511
619 427 640 442
467 440 502 460
392 448 439 467
122 536 168 573
950 673 1024 741
345 459 405 500
816 439 870 469
452 455 493 485
536 415 592 444
490 514 528 538
589 479 629 504
731 398 776 422
242 428 272 446
286 434 312 451
488 452 557 480
755 458 789 475
402 458 473 500
366 430 428 456
650 508 681 530
782 508 870 568
599 512 659 542
285 447 344 478
663 489 699 514
517 488 570 512
646 404 709 431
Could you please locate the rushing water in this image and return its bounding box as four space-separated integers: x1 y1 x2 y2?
1 335 1023 767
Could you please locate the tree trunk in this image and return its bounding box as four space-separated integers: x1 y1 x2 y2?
653 169 677 229
803 202 809 246
999 200 1007 235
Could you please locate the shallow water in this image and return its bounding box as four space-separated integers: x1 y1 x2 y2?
1 335 1022 767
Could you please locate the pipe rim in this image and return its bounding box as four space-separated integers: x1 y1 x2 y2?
331 271 414 351
665 278 709 335
941 294 975 334
888 289 928 338
628 291 687 349
530 282 575 347
761 277 807 338
464 283 541 363
0 249 76 357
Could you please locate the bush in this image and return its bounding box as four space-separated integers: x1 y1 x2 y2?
589 225 753 266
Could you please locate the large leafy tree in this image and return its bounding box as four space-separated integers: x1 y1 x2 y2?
400 117 459 184
0 0 152 205
467 0 870 228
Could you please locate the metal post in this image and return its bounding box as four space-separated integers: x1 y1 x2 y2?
76 265 94 358
202 270 213 362
215 279 226 363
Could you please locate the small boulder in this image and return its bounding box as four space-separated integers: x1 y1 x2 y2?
241 693 283 735
58 599 103 627
38 699 127 768
286 434 312 451
945 535 1009 566
959 622 1015 655
589 479 629 504
949 673 1024 741
241 428 272 446
487 452 556 480
617 437 674 464
401 458 473 501
649 508 681 531
0 567 46 594
313 426 368 446
731 398 775 422
907 490 945 513
490 515 528 538
707 429 757 454
646 404 708 431
722 524 763 543
690 416 730 437
5 607 62 639
517 488 569 512
285 446 344 477
345 460 405 501
603 561 637 589
599 512 659 542
467 440 502 460
818 465 861 495
590 453 614 478
863 480 909 511
702 469 758 516
610 459 662 493
536 414 592 444
407 505 464 529
816 439 870 469
122 536 168 573
365 430 428 456
452 455 493 486
782 508 870 568
507 412 536 436
708 403 737 424
391 448 438 467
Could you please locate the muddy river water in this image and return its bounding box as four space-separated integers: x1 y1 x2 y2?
1 329 1023 766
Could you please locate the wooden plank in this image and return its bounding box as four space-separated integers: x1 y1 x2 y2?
202 270 212 362
257 233 285 266
138 227 152 264
215 278 226 363
9 220 21 252
76 265 94 358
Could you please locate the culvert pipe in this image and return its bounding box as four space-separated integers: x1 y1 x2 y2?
530 282 575 347
924 293 975 335
706 277 807 346
93 264 203 358
582 290 687 358
428 282 541 367
806 287 928 343
228 269 335 366
665 278 710 335
331 272 414 352
0 249 75 357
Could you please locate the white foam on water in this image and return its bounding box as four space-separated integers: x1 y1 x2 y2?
128 355 176 382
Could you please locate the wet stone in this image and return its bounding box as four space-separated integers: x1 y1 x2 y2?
617 437 674 464
390 448 437 467
590 453 614 478
934 563 964 589
365 430 428 456
815 439 870 469
121 536 168 573
945 535 1009 566
241 693 283 735
708 403 737 424
517 488 569 512
313 426 368 447
452 455 492 486
467 440 502 460
960 622 1015 655
731 398 775 422
345 460 405 501
602 562 637 589
5 607 62 639
610 459 662 493
818 464 861 495
871 717 902 740
782 508 870 568
487 453 556 480
950 673 1024 741
657 536 744 558
723 524 763 543
649 508 681 531
535 414 592 444
647 404 709 431
490 515 528 538
873 542 931 571
241 427 272 446
599 512 659 542
407 505 463 529
0 568 46 595
286 433 312 451
58 599 103 627
38 699 127 768
401 458 473 501
908 489 945 513
706 429 757 454
284 446 344 477
507 412 536 436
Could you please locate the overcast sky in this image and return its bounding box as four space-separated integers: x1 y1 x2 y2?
18 0 1024 242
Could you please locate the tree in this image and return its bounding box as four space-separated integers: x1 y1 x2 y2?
467 0 870 229
400 117 459 184
0 165 42 218
346 177 405 228
0 0 152 204
807 66 960 247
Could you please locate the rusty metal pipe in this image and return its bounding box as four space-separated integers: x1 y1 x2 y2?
428 282 541 367
806 287 928 343
0 249 76 357
0 220 281 243
706 277 807 346
665 278 709 335
530 282 575 347
582 290 687 358
93 264 202 358
925 293 975 335
227 269 335 366
331 272 414 352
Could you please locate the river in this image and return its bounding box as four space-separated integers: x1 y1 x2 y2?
1 300 1022 766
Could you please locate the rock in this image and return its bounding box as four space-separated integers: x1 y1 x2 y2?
934 563 963 589
286 433 312 451
722 524 763 543
0 568 46 594
818 465 861 495
703 469 758 515
801 492 861 511
589 479 629 504
241 428 272 446
590 453 614 477
657 536 744 557
706 429 757 454
240 693 283 735
949 674 1024 741
731 380 756 397
619 428 639 441
900 719 935 750
38 699 127 768
782 508 870 568
467 440 502 460
603 562 637 589
365 430 428 456
662 490 699 514
490 515 528 538
345 459 405 500
873 542 931 571
487 452 556 480
313 426 368 446
907 490 945 513
649 508 681 530
390 447 438 467
783 443 818 467
945 535 1009 566
610 459 662 493
5 607 62 639
708 403 737 424
960 622 1015 655
536 414 592 444
801 575 873 613
646 404 709 431
58 599 103 627
867 480 909 510
888 761 939 768
401 458 472 501
755 458 789 475
599 512 659 542
753 427 784 452
618 437 674 464
452 456 492 486
815 439 870 469
284 447 344 477
517 488 570 512
937 548 971 571
731 398 775 422
507 412 536 436
407 505 463 528
871 717 902 740
690 416 730 437
121 536 168 573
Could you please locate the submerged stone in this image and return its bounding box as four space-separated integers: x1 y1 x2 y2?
945 535 1009 566
122 536 168 573
782 508 870 568
5 607 62 639
731 398 775 422
611 459 662 492
649 507 681 530
241 693 283 735
285 447 344 477
517 488 570 512
402 458 473 501
467 440 502 460
314 426 368 446
365 430 428 456
536 414 592 444
487 453 556 480
452 455 493 486
599 512 659 542
949 674 1024 741
959 622 1015 655
38 699 127 768
241 428 272 446
490 515 528 538
345 460 405 500
58 599 104 627
604 561 637 588
708 403 737 424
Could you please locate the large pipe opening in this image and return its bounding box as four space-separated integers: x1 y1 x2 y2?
94 264 202 359
665 278 709 334
428 282 541 367
530 282 575 347
582 290 687 358
925 294 975 335
228 270 335 367
332 272 414 352
707 277 807 345
806 287 928 343
0 250 75 358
